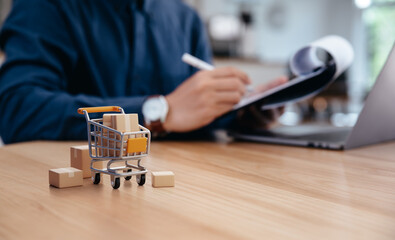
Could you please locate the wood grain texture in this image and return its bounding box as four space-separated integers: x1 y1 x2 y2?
0 141 395 240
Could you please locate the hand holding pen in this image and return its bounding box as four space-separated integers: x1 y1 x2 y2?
182 53 253 94
179 53 288 131
162 54 251 132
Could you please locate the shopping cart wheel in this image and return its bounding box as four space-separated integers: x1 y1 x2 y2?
92 173 100 184
124 169 132 180
111 177 120 189
136 174 146 186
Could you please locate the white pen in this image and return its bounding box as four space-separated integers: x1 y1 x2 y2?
181 53 253 92
182 53 214 70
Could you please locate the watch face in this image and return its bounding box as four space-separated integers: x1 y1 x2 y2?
143 98 163 121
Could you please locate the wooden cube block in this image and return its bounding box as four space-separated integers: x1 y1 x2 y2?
151 171 175 188
70 145 105 178
49 167 83 188
127 137 147 153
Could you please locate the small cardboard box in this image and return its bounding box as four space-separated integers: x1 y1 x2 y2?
100 114 118 156
70 145 105 178
102 114 118 134
151 171 175 188
111 114 139 133
49 167 83 188
102 114 115 127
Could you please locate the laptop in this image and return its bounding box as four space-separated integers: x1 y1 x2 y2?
232 44 395 150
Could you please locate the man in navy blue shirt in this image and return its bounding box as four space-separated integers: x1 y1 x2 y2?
0 0 286 144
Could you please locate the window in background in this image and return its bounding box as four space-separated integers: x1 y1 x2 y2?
362 0 395 88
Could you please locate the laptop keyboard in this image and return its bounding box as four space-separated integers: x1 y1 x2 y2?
237 126 351 144
294 129 351 142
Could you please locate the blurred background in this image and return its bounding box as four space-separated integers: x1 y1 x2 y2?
0 0 395 141
183 0 395 128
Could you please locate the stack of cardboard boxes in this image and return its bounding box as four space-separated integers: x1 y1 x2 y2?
49 145 106 188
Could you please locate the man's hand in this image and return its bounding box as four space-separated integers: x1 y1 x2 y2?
237 76 288 130
164 67 251 132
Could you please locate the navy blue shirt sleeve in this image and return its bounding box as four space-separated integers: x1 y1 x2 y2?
0 0 150 143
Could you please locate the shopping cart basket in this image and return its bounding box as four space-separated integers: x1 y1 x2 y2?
78 106 151 189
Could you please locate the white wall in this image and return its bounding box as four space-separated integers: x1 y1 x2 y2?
255 0 328 62
185 0 360 63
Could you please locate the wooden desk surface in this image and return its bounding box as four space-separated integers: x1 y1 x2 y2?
1 141 395 239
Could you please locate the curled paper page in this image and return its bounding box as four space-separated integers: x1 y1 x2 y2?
233 35 354 111
310 35 354 78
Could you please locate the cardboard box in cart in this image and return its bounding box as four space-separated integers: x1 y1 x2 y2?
101 113 141 156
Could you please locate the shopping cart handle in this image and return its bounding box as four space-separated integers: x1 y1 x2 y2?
77 106 123 114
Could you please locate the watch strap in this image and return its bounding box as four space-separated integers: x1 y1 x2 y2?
143 95 168 137
146 119 167 137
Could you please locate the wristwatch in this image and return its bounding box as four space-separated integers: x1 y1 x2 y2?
142 95 169 136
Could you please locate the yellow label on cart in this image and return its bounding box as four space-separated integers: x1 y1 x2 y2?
127 137 147 153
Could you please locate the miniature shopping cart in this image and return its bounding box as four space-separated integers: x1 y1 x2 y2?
78 106 151 189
